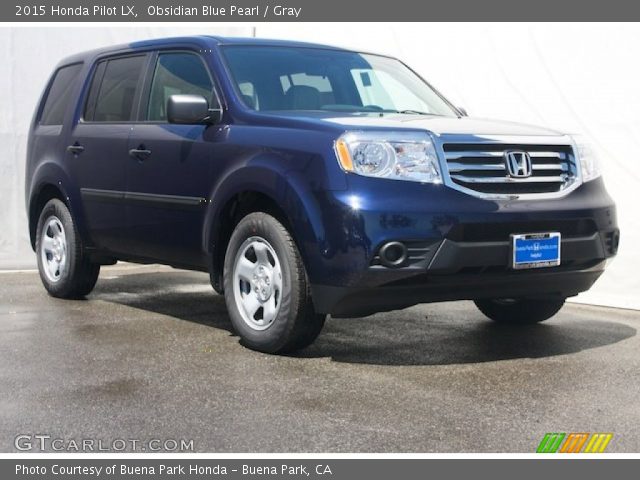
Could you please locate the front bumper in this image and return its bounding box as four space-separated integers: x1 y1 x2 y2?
302 177 618 316
314 261 608 317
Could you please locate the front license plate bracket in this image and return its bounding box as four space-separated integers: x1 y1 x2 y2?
511 232 561 270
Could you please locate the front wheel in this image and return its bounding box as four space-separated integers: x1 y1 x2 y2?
223 212 325 353
474 297 566 324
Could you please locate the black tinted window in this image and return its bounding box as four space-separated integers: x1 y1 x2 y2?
40 63 83 125
147 52 214 121
90 55 145 122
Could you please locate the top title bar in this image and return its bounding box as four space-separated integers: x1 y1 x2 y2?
3 0 640 22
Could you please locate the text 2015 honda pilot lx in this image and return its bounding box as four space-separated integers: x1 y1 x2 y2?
26 36 620 353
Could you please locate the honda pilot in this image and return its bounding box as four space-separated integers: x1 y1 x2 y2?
25 36 620 353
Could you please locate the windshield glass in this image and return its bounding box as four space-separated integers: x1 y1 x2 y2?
221 45 458 116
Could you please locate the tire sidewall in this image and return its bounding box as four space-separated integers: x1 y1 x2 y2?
35 199 80 297
223 213 301 352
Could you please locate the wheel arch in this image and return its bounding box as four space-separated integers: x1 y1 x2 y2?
204 165 325 293
27 162 88 251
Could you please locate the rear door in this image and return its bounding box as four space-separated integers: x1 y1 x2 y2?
70 53 149 253
125 50 225 266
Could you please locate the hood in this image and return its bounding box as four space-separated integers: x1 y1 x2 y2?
257 111 566 137
378 115 564 137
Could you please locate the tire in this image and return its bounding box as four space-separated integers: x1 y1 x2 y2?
474 297 566 324
223 212 325 353
35 198 100 298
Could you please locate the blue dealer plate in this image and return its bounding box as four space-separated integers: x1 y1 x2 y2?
511 232 561 270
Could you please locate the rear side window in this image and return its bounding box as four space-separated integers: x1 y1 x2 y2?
40 63 83 125
85 55 146 122
147 52 214 121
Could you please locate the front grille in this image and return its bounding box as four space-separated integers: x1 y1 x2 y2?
443 143 578 197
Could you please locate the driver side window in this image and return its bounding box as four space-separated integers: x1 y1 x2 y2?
147 52 215 121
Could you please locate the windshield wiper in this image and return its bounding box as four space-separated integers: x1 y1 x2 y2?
395 109 440 116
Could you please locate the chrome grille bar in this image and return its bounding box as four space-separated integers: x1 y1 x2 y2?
447 163 505 172
450 174 567 184
445 151 566 160
441 142 579 198
448 163 568 173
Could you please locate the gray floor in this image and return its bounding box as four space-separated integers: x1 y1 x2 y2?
1 264 639 452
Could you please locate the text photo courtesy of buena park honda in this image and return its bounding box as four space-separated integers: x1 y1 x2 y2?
1 22 639 457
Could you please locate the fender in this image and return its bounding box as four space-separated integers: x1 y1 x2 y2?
28 159 92 249
202 155 328 283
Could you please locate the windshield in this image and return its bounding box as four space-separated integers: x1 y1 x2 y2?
221 45 458 116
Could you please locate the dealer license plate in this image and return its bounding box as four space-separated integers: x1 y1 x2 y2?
511 232 561 270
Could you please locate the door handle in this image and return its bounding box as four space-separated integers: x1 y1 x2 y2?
66 143 84 155
129 146 152 161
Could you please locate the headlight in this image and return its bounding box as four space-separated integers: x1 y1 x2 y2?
335 131 442 183
571 134 602 182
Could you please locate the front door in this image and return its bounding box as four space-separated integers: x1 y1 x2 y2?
124 51 225 267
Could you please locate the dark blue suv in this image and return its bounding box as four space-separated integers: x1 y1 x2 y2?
25 36 619 353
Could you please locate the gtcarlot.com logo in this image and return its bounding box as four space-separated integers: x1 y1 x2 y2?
14 434 194 452
536 433 613 453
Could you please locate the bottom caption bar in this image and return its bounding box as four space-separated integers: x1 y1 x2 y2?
3 459 638 479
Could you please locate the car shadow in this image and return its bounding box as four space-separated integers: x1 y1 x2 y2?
93 270 234 332
93 270 637 367
298 314 636 366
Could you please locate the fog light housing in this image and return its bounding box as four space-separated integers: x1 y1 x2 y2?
378 241 408 268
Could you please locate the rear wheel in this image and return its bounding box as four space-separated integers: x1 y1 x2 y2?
474 297 566 324
223 212 325 353
36 199 100 298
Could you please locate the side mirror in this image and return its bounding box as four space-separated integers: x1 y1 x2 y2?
167 94 222 124
457 107 468 117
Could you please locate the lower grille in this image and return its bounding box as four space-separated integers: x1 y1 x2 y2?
443 143 578 197
446 219 598 242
